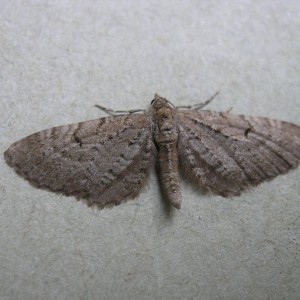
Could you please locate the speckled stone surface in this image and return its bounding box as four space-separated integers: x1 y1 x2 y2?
1 1 300 299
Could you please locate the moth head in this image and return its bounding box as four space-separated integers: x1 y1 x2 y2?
151 94 174 110
150 94 176 132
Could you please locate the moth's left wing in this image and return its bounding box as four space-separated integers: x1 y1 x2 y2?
177 110 300 196
4 114 155 208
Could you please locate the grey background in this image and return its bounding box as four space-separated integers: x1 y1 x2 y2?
1 1 300 299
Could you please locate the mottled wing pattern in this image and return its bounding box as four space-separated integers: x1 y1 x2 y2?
177 110 300 196
4 114 155 208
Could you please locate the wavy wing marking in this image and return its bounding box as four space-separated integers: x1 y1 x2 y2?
177 110 300 196
5 114 155 208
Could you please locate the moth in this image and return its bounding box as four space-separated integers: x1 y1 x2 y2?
4 94 300 209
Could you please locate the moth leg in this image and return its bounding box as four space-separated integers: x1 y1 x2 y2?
95 104 145 115
226 106 233 113
177 91 220 110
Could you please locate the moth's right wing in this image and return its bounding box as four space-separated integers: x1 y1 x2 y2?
177 110 300 197
5 114 156 208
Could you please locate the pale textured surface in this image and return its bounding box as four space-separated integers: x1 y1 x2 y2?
1 1 300 300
